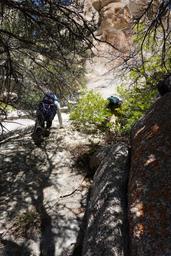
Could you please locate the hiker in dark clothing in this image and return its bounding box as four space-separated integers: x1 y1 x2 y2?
35 92 63 134
107 95 123 112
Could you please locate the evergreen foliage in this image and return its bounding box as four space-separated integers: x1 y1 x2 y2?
116 81 157 133
115 19 171 134
70 90 112 132
0 0 96 114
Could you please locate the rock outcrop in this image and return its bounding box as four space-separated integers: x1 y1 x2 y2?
84 0 132 52
128 93 171 255
82 143 129 256
128 0 161 19
84 0 163 53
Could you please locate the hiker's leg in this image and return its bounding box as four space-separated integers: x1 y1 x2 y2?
33 112 43 134
46 119 52 129
37 111 45 128
32 112 44 142
56 102 63 128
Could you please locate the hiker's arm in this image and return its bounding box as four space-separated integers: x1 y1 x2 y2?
55 101 63 128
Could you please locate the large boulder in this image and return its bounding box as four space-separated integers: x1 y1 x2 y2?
82 143 129 256
128 93 171 255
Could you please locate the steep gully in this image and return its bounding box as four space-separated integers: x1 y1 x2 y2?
0 59 129 256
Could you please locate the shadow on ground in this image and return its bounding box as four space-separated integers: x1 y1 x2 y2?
0 128 90 256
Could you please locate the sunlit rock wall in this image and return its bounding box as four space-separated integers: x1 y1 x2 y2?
84 0 132 52
128 0 160 18
129 93 171 255
83 0 162 52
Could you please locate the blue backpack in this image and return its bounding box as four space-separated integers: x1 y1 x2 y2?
38 93 58 120
107 96 122 108
43 92 58 104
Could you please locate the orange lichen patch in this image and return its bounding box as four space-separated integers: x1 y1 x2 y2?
130 201 144 218
133 223 144 238
71 207 85 215
144 154 159 167
144 124 160 139
151 123 160 134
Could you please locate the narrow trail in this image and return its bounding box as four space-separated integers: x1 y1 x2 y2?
0 55 119 256
0 115 102 256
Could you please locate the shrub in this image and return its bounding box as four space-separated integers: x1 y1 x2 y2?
70 90 112 132
107 23 171 135
116 83 157 134
0 102 15 112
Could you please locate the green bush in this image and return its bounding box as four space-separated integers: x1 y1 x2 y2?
0 102 15 112
70 90 112 132
116 83 157 134
104 23 171 135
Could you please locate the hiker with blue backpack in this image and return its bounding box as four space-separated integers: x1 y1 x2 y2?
35 92 63 136
107 95 123 112
104 95 123 128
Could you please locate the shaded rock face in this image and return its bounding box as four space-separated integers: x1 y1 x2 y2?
82 143 129 256
129 93 171 256
157 75 171 96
